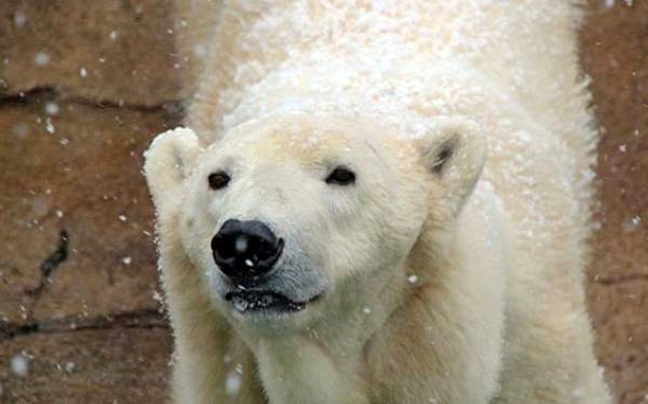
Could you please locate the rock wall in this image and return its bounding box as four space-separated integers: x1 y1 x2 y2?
581 2 648 403
0 1 645 403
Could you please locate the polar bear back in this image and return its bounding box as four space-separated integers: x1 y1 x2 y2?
183 1 592 149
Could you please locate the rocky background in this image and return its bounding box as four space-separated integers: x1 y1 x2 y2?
0 1 646 403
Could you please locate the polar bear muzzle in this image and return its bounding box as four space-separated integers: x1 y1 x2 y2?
211 219 284 279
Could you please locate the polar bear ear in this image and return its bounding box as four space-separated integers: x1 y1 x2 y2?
144 127 203 209
414 117 487 216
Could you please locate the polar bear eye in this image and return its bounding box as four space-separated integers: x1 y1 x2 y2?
208 171 231 190
326 166 356 186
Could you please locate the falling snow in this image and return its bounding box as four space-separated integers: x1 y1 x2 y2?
45 118 55 134
10 354 29 378
45 101 60 116
621 216 642 233
34 52 50 67
572 387 585 399
14 10 27 28
14 122 29 138
225 369 242 397
192 44 207 58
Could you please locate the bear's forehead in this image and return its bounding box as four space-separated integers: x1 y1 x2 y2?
206 127 352 159
209 116 388 155
201 115 419 173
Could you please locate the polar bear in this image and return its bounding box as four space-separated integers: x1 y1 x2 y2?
145 1 613 403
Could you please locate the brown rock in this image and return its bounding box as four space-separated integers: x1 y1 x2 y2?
581 1 648 403
581 0 648 282
0 0 181 107
0 94 181 326
588 281 648 404
0 327 172 404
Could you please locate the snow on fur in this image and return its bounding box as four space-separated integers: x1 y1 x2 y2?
186 0 597 271
149 1 613 403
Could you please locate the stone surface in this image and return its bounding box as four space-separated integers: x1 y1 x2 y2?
580 1 648 403
582 0 648 282
0 327 172 404
0 0 181 107
0 0 646 403
0 95 181 326
589 282 648 404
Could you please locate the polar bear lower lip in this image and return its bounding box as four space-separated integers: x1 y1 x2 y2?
225 290 314 313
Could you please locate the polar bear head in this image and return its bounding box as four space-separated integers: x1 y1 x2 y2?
145 114 485 336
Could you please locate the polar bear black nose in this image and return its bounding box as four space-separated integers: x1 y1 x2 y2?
211 219 284 278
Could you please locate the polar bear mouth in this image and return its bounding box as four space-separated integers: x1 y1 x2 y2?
225 290 316 313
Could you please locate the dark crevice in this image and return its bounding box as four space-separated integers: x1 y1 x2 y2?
0 87 179 340
25 230 69 299
0 309 168 340
0 87 57 107
590 273 648 286
0 86 183 115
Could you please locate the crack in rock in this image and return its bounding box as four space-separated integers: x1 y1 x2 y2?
0 309 168 340
25 230 69 299
590 273 648 286
0 86 183 115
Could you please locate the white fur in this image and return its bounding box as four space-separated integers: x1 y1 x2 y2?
145 1 612 403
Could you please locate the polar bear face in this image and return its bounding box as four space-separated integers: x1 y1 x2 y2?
146 114 486 335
